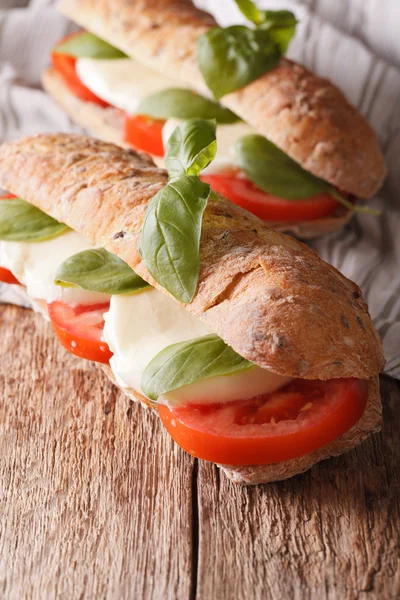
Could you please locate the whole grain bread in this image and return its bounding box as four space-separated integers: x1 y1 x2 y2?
42 66 353 239
57 0 386 198
0 133 384 381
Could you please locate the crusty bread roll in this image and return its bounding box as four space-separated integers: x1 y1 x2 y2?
0 134 384 379
0 133 384 484
42 67 354 239
55 0 386 199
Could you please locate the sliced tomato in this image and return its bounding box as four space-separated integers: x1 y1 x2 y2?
0 267 20 285
159 378 368 465
48 301 112 364
52 32 110 107
123 114 165 156
201 172 342 222
1 193 16 199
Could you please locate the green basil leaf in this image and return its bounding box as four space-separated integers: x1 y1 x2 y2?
234 3 297 53
164 118 217 179
141 334 253 400
234 134 329 200
53 32 127 59
235 135 381 215
137 88 240 124
0 198 69 242
197 25 281 99
138 176 210 303
233 0 264 26
259 10 298 53
54 248 149 295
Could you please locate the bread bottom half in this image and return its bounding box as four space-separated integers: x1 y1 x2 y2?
101 364 381 485
41 67 353 240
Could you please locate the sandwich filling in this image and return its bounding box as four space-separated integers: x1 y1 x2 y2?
103 290 292 407
0 230 109 308
0 191 369 466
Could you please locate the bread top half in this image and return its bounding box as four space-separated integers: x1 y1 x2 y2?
0 133 385 379
56 0 386 198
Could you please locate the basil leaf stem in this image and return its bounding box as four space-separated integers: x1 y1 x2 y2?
197 25 281 99
55 248 150 295
136 88 240 124
329 189 381 216
141 334 253 400
53 32 127 59
138 176 210 303
0 198 69 242
165 118 217 179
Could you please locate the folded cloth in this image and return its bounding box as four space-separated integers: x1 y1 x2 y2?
1 0 399 378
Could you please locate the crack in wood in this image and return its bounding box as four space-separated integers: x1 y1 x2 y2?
190 459 199 600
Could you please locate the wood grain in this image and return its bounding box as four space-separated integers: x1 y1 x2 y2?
0 304 399 599
196 375 400 600
0 305 195 600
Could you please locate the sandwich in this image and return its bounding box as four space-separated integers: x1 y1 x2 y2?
0 128 384 485
41 0 387 239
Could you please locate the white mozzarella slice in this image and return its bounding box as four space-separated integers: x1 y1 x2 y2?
0 231 110 305
76 58 186 115
103 288 212 394
161 368 292 407
162 118 255 174
104 289 292 405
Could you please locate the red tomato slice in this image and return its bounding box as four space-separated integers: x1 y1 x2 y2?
52 32 110 107
123 114 165 156
159 378 368 465
201 172 342 222
48 301 113 364
1 193 16 199
0 267 20 285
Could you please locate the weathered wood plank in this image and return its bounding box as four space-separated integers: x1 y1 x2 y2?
1 304 399 599
0 305 195 600
196 376 400 600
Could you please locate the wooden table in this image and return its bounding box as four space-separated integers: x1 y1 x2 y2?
0 304 399 599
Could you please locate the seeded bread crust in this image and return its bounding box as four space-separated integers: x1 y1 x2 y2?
42 66 353 239
0 133 384 381
56 0 386 198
